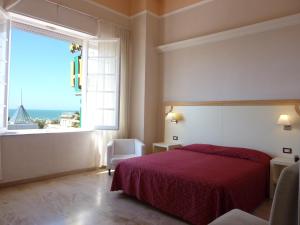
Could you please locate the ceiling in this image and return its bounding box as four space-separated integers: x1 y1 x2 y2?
91 0 204 16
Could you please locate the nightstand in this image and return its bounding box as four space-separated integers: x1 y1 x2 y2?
270 157 295 198
152 142 182 153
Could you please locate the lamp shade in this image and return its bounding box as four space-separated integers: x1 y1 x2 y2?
166 112 183 123
277 115 291 126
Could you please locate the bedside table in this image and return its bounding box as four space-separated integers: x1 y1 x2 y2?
270 157 295 198
152 142 182 153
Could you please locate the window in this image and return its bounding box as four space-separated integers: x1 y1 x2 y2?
86 40 120 130
0 13 121 132
8 27 82 130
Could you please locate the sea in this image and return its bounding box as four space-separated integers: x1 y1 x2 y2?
8 109 79 120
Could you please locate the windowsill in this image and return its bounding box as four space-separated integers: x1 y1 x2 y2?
0 128 94 136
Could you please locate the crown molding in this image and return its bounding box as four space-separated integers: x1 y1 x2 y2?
84 0 217 19
83 0 129 19
130 10 160 19
158 13 300 53
4 0 23 10
161 0 215 18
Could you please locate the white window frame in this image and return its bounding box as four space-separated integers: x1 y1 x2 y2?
85 39 121 130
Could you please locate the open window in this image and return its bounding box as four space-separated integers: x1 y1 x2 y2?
0 12 121 132
85 39 120 130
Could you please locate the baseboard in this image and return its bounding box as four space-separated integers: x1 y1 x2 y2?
0 167 102 188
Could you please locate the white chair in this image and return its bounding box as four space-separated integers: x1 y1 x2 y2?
107 139 145 175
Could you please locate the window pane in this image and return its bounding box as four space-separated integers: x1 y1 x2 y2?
94 109 104 125
0 84 5 105
96 92 104 108
87 76 98 91
99 41 116 57
88 41 98 57
88 58 98 74
98 58 105 74
87 75 105 92
105 58 116 74
103 93 115 109
0 42 6 60
0 61 6 83
96 75 104 91
0 109 3 128
104 76 116 92
87 92 96 104
103 109 115 126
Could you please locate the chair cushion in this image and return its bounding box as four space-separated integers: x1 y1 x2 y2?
110 154 137 165
114 139 135 155
209 209 268 225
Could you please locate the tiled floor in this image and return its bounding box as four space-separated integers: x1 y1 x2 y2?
0 170 271 225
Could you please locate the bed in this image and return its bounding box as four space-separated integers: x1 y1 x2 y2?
111 144 271 225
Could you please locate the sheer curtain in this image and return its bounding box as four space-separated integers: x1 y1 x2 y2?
90 20 131 167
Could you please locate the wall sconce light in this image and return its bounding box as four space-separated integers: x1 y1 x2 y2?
277 114 292 130
165 106 183 123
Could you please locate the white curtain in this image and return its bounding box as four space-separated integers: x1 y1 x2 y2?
91 20 130 167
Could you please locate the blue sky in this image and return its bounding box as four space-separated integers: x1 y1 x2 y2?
8 28 80 110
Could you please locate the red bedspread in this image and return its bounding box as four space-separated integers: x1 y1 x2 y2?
111 144 271 225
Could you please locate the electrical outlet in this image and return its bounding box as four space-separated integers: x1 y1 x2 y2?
173 136 178 140
283 147 292 154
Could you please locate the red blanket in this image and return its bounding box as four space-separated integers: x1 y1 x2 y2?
111 144 271 225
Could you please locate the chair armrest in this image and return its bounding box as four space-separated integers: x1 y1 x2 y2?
134 139 145 156
208 209 268 225
107 141 114 166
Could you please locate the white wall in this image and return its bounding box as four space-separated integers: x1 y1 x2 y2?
162 24 300 102
165 105 300 158
0 131 99 183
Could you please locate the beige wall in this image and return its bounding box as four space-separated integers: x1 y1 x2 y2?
129 13 162 151
0 132 99 183
161 0 300 44
144 14 162 147
129 14 146 143
162 24 300 102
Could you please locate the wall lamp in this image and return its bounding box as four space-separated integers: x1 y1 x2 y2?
165 106 183 124
277 114 292 130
